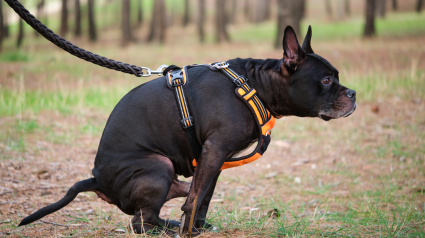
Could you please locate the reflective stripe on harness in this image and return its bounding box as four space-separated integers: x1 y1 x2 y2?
167 67 193 129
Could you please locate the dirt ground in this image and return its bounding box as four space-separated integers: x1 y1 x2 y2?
1 97 424 237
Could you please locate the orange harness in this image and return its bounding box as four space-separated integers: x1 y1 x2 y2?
167 63 275 171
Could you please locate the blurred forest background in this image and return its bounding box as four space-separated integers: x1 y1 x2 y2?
0 0 424 49
0 0 424 237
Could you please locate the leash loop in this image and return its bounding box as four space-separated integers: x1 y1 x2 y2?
4 0 167 78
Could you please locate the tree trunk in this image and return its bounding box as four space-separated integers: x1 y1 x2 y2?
17 18 24 48
3 4 8 38
325 0 332 18
255 0 270 23
60 0 68 36
392 0 397 11
197 0 205 42
148 0 166 43
183 0 189 27
345 0 350 16
275 0 290 48
275 0 305 48
35 0 45 37
229 0 237 24
377 0 386 18
417 0 423 12
0 1 3 52
291 0 304 37
122 0 133 46
364 0 376 37
74 0 81 37
300 0 306 19
88 0 97 41
137 0 143 27
215 0 230 43
244 0 250 20
337 0 345 20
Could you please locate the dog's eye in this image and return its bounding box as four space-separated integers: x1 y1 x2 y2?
322 78 331 85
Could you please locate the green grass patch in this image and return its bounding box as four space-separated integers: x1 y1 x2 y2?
232 12 425 43
342 69 425 102
0 50 30 62
0 85 133 116
206 197 425 237
0 119 40 156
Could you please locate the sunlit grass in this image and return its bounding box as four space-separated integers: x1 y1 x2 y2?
0 80 133 116
232 11 425 43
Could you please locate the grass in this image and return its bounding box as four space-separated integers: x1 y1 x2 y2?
0 79 133 116
198 191 425 237
0 50 30 62
232 12 425 43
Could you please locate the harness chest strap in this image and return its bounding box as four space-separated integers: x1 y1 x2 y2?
167 67 202 161
167 63 275 171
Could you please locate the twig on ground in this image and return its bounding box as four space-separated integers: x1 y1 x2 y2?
40 219 69 227
188 195 198 238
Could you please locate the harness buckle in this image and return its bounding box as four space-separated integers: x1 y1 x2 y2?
169 71 185 87
181 116 194 129
233 75 247 87
212 62 229 69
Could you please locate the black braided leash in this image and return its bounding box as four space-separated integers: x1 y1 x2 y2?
5 0 146 77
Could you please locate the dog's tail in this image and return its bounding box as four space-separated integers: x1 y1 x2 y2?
19 178 99 226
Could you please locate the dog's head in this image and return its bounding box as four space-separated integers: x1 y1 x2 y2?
277 26 356 121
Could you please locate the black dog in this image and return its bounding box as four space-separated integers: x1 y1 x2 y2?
19 26 356 236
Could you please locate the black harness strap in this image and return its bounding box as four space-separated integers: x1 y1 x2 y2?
167 67 202 161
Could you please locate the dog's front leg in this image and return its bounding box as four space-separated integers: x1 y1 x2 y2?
194 171 221 229
179 140 226 235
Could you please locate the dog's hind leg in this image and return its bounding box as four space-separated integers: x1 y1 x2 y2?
165 178 191 202
124 154 181 235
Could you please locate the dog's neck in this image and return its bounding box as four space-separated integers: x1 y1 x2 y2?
229 58 297 118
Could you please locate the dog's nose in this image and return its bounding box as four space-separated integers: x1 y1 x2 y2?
345 89 356 101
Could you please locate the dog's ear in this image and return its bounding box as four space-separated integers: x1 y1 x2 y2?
302 25 314 54
282 26 306 71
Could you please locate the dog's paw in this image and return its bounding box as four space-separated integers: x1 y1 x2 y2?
163 219 181 229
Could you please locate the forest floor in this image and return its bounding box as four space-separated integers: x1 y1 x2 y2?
1 9 425 237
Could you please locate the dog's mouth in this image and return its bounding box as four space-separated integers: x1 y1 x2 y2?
343 102 356 118
319 102 356 121
319 114 333 121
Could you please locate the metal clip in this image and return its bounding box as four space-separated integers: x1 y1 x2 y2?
141 64 169 77
212 62 229 69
